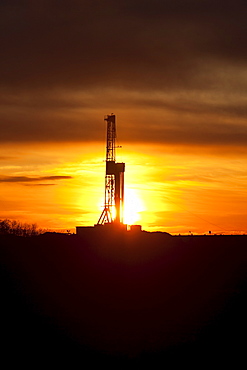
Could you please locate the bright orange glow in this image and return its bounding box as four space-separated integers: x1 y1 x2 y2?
0 142 247 235
123 188 145 225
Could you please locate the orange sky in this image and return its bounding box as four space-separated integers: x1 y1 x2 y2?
1 2 247 234
0 138 246 235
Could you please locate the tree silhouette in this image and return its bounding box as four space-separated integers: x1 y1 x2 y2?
0 219 44 237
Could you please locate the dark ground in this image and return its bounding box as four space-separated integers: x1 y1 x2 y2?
1 231 246 366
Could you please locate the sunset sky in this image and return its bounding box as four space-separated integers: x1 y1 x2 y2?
1 0 247 234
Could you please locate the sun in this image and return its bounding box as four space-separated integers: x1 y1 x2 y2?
123 188 144 225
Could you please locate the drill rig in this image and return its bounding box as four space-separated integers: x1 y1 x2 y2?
97 114 125 225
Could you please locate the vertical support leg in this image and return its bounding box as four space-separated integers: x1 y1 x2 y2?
115 172 120 224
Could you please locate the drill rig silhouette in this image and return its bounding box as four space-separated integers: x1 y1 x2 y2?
97 114 125 225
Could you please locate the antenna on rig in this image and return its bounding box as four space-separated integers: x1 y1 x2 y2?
97 114 125 225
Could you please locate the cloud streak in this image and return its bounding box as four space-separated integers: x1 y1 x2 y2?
0 175 73 183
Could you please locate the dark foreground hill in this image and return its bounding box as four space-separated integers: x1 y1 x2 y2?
1 232 246 366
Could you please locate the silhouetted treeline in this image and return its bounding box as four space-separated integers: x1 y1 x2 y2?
0 219 44 237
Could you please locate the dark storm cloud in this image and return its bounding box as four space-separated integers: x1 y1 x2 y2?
0 0 247 147
0 175 73 183
1 0 247 90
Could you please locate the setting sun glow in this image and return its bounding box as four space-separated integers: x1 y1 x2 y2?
0 141 247 235
123 188 145 225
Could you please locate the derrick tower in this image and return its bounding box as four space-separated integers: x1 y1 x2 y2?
97 114 125 225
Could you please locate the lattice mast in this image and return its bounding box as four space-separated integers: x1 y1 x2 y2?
97 114 125 225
